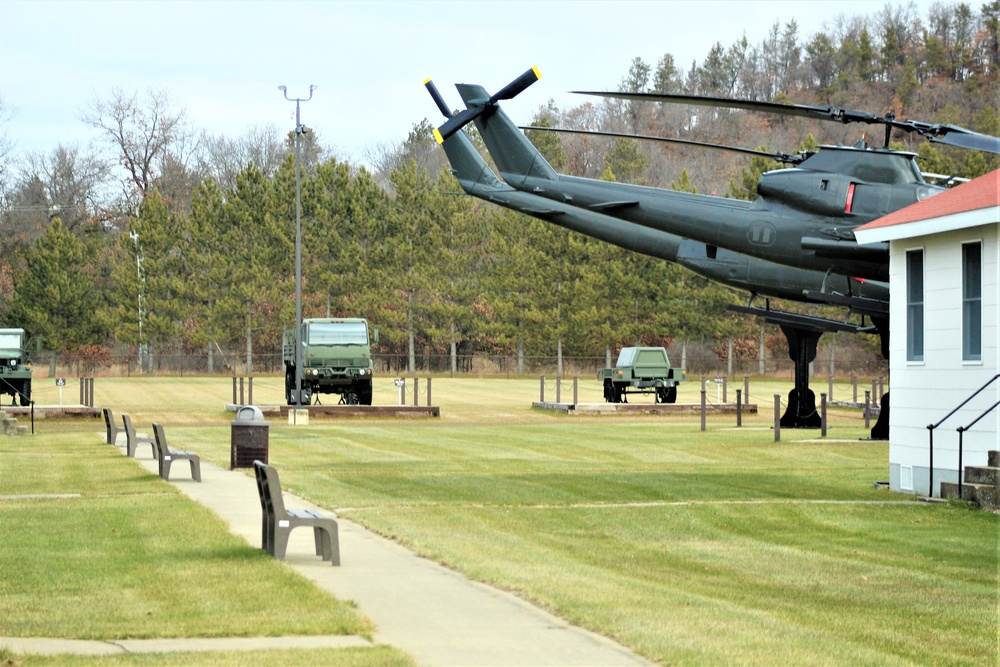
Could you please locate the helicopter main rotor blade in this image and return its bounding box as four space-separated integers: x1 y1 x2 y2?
914 123 1000 153
519 126 803 164
434 67 541 143
573 91 878 124
574 91 1000 154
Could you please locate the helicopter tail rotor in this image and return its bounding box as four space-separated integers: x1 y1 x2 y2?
434 67 541 143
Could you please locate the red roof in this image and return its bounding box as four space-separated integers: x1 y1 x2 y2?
855 168 999 231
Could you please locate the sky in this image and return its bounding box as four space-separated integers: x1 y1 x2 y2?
1 0 938 170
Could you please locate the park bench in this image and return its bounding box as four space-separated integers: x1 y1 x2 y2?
151 422 202 482
102 407 120 445
121 414 156 459
253 460 340 565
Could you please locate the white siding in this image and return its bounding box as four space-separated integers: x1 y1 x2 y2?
887 222 999 496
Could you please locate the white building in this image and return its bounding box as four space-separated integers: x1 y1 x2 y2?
855 169 999 497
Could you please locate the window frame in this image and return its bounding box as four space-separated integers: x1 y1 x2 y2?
961 241 982 362
906 248 924 363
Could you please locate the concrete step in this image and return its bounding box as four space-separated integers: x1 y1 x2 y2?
964 465 999 486
941 481 1000 511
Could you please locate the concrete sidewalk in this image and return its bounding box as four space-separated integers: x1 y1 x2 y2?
13 433 650 666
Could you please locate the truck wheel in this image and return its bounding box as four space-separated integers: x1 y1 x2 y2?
603 380 615 403
358 380 373 406
664 386 677 404
19 379 30 406
616 385 626 404
284 369 293 405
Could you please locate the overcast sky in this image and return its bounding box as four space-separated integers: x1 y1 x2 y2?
2 0 937 169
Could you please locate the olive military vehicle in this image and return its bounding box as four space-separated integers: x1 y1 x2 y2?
598 346 684 404
283 318 377 406
0 328 32 406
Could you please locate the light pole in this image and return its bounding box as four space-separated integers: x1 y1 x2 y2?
129 231 146 373
278 84 316 409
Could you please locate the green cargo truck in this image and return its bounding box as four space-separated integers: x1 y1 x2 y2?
0 328 32 406
597 346 684 404
283 318 377 406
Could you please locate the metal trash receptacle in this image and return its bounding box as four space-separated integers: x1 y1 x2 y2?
231 405 269 469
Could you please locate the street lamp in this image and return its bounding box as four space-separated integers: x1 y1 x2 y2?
278 84 316 409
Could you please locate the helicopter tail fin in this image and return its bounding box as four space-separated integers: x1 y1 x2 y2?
440 131 508 195
455 83 559 188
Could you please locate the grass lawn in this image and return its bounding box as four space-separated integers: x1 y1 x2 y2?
0 427 413 666
4 375 997 665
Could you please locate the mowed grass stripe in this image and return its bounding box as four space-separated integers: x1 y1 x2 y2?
344 501 996 666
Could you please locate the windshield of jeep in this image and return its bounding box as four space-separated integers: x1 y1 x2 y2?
306 322 368 346
0 332 23 351
615 348 637 367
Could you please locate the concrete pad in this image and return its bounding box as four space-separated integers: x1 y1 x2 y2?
129 450 651 666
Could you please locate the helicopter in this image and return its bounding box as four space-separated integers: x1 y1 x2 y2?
427 68 1000 432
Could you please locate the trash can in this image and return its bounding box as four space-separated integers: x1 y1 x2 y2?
230 405 269 469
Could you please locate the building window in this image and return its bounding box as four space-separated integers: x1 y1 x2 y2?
906 249 924 362
963 242 982 361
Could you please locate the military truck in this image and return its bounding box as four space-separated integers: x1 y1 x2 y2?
283 318 377 406
0 328 32 406
597 346 684 404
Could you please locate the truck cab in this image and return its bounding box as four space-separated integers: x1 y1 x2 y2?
283 318 376 406
0 328 32 406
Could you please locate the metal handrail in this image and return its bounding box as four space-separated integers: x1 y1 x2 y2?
955 398 1000 498
926 373 1000 497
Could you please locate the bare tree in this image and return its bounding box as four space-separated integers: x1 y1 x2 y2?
199 123 288 192
0 94 16 195
81 87 187 206
20 145 111 234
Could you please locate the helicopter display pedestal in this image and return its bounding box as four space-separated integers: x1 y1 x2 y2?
729 303 888 437
779 325 823 429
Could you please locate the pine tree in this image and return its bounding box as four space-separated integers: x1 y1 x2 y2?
10 218 101 353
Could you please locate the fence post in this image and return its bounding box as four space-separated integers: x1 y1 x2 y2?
573 376 578 406
774 394 781 442
722 377 728 403
239 377 245 406
821 392 827 437
744 376 750 405
556 376 561 404
864 390 871 429
736 389 742 427
427 377 432 406
89 378 94 408
414 378 420 407
401 379 407 406
232 376 237 405
79 378 84 406
540 376 545 403
248 377 253 405
700 385 707 432
828 375 834 402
